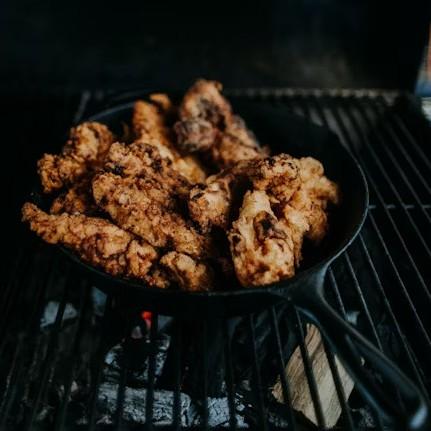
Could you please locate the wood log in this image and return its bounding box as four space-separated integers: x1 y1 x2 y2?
272 324 355 428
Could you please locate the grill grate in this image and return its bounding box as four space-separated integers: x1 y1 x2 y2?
1 89 431 430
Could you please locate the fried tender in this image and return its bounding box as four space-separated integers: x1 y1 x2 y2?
22 203 158 279
104 141 191 198
210 116 265 169
92 173 212 259
38 122 114 193
175 80 266 169
132 99 207 184
50 177 98 215
228 191 295 286
160 251 214 291
286 157 339 243
188 154 301 232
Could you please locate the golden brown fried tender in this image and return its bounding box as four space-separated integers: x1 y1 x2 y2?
228 191 295 286
22 203 158 279
50 177 98 215
38 122 114 193
179 79 233 127
104 141 191 198
175 81 266 169
188 154 301 232
286 157 340 243
92 173 212 259
132 99 207 184
160 251 214 291
210 116 265 169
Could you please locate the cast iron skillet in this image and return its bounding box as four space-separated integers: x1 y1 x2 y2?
34 99 428 429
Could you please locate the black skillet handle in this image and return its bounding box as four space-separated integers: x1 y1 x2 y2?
286 274 430 430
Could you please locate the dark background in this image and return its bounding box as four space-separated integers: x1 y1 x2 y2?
1 0 430 93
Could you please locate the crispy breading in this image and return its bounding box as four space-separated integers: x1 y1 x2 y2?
228 191 295 286
38 122 114 193
175 81 266 168
50 177 98 215
22 203 158 279
179 79 233 127
92 172 212 259
132 100 207 184
210 116 264 169
104 141 191 198
287 157 340 243
188 154 301 232
160 251 214 291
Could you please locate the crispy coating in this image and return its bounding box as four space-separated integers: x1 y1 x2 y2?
132 100 207 184
188 154 301 232
38 122 114 193
50 177 98 215
175 81 266 169
188 171 242 232
228 191 295 286
149 93 175 114
174 118 219 153
160 251 214 291
92 173 212 259
210 116 265 169
179 79 233 127
22 203 158 279
104 141 191 198
287 157 339 243
143 265 172 289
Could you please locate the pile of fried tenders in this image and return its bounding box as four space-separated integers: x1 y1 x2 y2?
22 80 340 291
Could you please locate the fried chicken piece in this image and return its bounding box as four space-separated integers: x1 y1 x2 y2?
38 122 114 193
179 79 233 127
188 154 301 232
149 93 175 114
286 157 340 243
160 251 215 291
143 265 172 289
210 116 265 169
132 100 207 183
175 80 266 168
228 191 295 286
174 118 219 153
50 177 98 215
22 203 158 279
92 173 212 259
104 141 191 198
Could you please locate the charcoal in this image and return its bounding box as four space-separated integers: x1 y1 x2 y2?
189 397 248 428
96 382 191 426
40 301 77 328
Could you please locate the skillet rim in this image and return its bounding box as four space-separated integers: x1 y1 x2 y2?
57 100 369 297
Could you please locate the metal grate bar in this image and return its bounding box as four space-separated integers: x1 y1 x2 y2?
293 309 326 429
247 314 268 431
201 320 209 430
367 212 431 348
223 320 238 431
354 99 431 234
357 234 431 398
88 294 113 431
343 252 383 350
114 335 129 431
339 99 431 302
145 313 159 430
25 278 70 430
375 97 431 172
269 307 297 430
317 97 431 338
172 323 182 431
54 282 91 431
370 99 431 197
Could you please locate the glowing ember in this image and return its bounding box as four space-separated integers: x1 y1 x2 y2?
141 311 152 324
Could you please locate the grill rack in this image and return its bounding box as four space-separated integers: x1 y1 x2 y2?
1 89 431 430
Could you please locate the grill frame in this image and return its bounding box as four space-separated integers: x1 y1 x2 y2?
1 88 431 430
